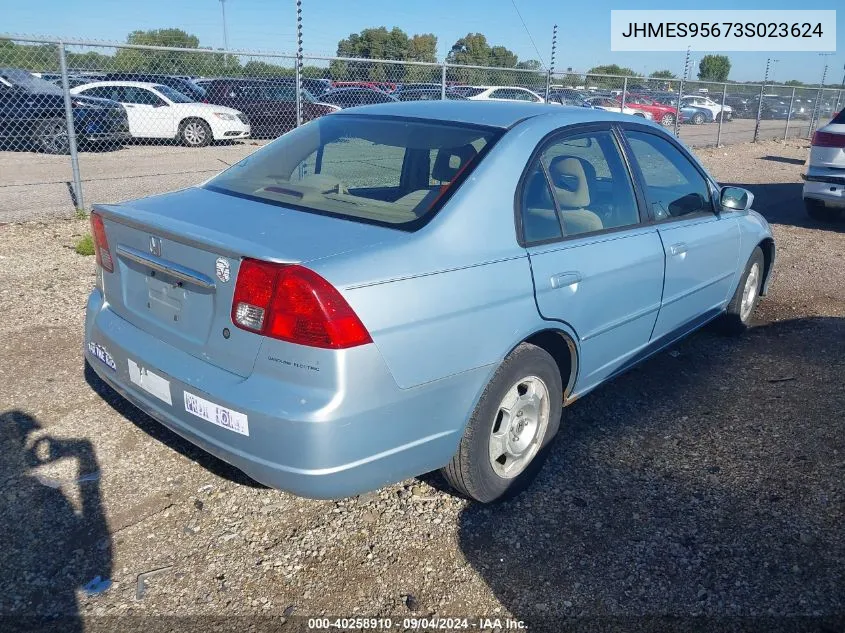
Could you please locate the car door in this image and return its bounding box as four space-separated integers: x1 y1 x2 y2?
122 86 174 138
520 125 665 392
621 127 741 341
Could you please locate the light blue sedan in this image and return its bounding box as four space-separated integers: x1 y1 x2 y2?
84 101 775 503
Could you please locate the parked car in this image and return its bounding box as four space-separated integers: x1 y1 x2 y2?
466 86 546 104
0 67 129 153
100 73 207 102
586 96 652 119
392 83 443 94
622 94 679 126
723 95 756 119
318 87 398 109
266 76 333 98
83 101 774 503
331 81 396 92
198 78 338 138
682 94 732 121
803 108 845 221
679 99 715 125
395 88 468 101
71 81 249 146
547 89 592 108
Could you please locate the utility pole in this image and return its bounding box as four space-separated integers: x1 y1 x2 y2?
294 0 303 127
753 58 777 142
811 53 834 136
674 46 691 137
545 24 557 100
219 0 229 62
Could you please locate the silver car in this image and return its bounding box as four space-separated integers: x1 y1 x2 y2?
85 101 775 502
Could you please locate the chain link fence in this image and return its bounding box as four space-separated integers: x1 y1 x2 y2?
1 35 843 222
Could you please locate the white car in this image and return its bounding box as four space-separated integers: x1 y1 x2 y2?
803 109 845 221
465 86 547 104
682 95 732 122
71 81 250 146
585 97 653 120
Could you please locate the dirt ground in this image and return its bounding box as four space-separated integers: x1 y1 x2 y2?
1 139 843 633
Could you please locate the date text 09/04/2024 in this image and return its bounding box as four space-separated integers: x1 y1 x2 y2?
306 617 528 630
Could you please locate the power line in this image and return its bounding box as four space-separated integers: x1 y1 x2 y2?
509 0 545 68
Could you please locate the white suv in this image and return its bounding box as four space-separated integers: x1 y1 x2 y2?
682 95 732 121
803 109 845 221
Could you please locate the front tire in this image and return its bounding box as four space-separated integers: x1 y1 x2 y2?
660 113 676 127
441 343 562 503
179 118 212 147
692 112 705 125
717 246 764 335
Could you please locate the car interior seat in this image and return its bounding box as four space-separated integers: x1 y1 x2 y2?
393 144 479 215
547 156 604 235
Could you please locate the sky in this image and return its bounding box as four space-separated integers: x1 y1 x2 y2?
3 0 844 84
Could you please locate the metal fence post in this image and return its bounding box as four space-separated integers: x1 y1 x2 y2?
674 76 684 137
294 0 303 127
57 42 84 211
808 87 823 139
716 82 727 146
752 83 765 142
544 69 552 102
784 87 796 140
620 77 627 114
441 63 447 100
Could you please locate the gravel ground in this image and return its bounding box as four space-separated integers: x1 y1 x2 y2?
1 139 844 633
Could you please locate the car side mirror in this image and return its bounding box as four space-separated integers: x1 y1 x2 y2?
720 186 754 211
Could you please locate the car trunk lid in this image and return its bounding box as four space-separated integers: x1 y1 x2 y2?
94 186 399 377
810 123 845 170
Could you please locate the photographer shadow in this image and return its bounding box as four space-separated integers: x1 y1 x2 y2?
0 410 112 633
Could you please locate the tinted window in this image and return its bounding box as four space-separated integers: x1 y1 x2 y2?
207 115 500 228
80 86 119 100
625 130 712 220
154 85 192 103
521 164 562 242
536 131 640 237
832 109 845 124
122 87 164 106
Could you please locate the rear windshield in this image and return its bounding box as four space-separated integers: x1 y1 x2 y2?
205 114 501 229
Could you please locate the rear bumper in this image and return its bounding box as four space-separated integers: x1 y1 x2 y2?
84 289 481 498
803 177 845 208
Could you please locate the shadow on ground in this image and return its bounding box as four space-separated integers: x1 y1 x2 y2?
723 181 844 232
0 410 112 632
458 317 845 632
84 362 264 488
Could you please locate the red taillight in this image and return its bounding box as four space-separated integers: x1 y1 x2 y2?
90 212 114 272
811 131 845 148
231 259 372 349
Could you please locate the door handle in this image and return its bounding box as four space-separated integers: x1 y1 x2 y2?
550 271 582 289
669 242 688 257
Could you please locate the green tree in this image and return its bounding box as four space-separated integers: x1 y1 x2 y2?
336 27 437 81
784 79 805 86
649 69 676 79
587 64 637 77
697 54 731 82
0 39 59 71
516 59 542 70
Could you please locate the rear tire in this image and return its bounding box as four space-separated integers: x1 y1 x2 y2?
805 199 843 222
692 112 705 125
717 246 764 336
441 343 562 503
179 118 212 147
33 117 70 154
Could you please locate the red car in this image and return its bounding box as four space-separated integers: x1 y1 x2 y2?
618 94 679 126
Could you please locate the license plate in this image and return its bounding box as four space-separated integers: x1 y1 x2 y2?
127 359 172 405
183 391 249 437
88 341 116 371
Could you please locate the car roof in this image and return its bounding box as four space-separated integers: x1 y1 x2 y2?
75 81 165 89
334 100 648 129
